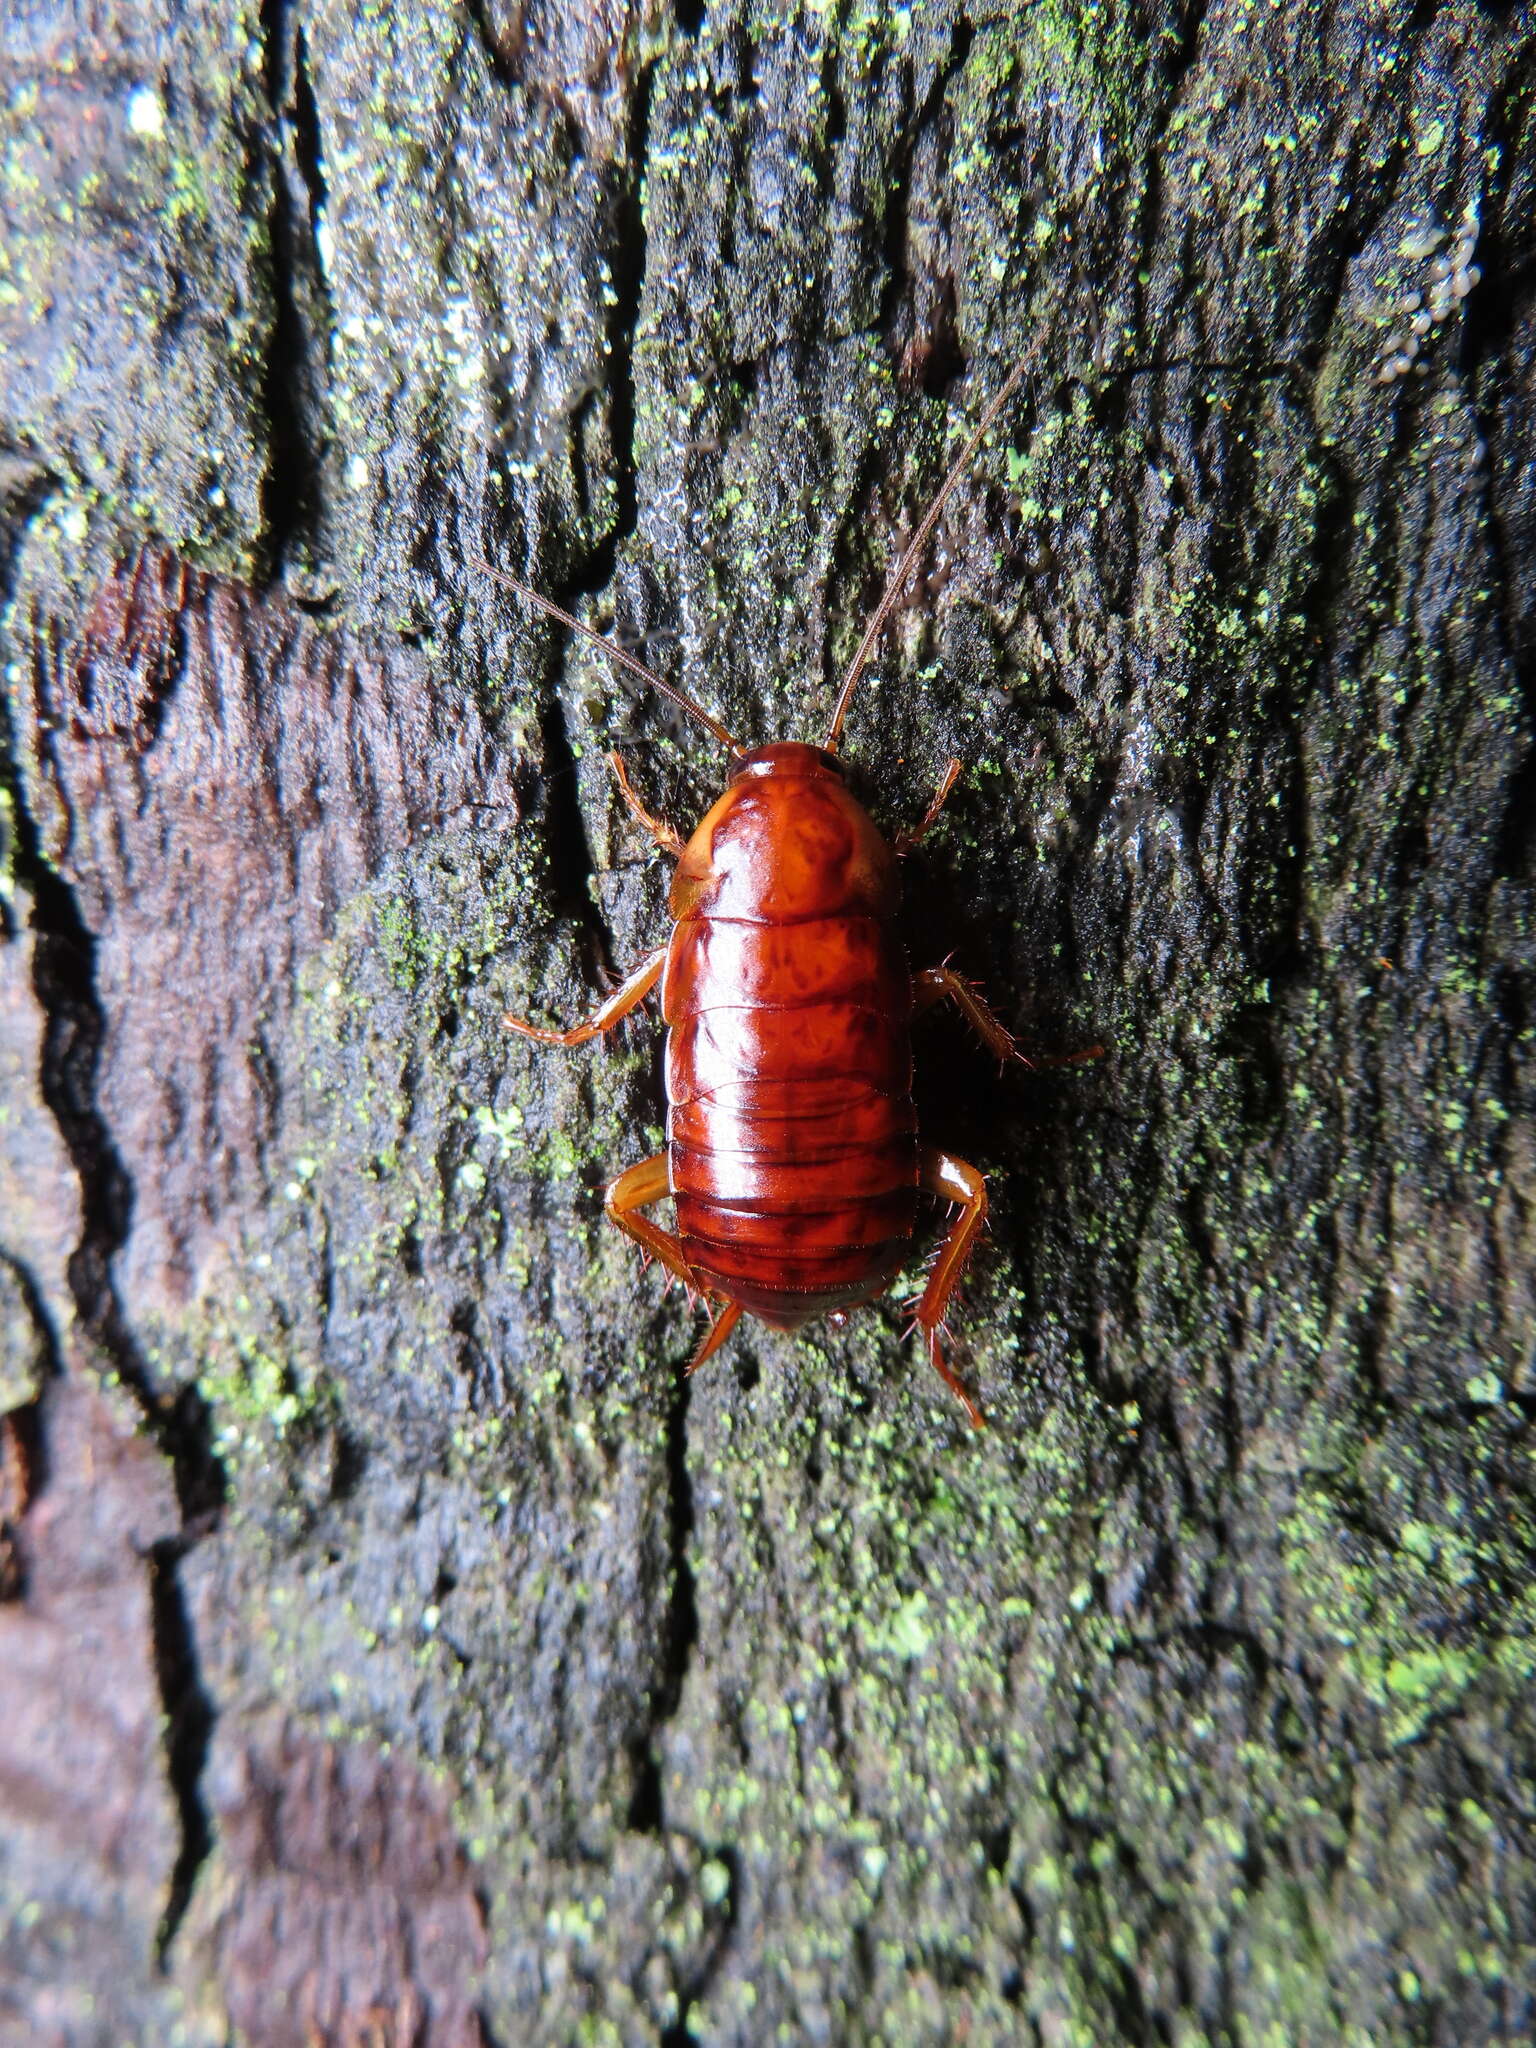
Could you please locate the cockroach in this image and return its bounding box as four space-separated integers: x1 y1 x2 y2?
495 357 1085 1427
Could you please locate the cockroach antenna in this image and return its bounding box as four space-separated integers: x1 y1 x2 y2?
476 557 743 755
823 354 1033 752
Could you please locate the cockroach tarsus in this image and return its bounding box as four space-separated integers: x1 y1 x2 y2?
495 356 1094 1429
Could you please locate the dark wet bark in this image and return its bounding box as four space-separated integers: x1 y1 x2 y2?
2 2 1534 2043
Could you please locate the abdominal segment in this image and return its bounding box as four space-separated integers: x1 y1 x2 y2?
664 914 918 1329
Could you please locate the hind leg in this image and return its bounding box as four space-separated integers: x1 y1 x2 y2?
913 1146 989 1429
687 1301 743 1375
605 1153 693 1285
606 1155 740 1376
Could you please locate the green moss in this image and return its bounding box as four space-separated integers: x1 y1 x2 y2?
199 1322 329 1463
375 888 469 993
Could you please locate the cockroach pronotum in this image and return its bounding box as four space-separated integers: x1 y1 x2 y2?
495 358 1091 1427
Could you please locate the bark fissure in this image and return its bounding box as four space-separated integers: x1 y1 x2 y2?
149 1537 217 1960
259 0 333 577
2 690 225 1966
629 1366 700 1839
875 14 976 378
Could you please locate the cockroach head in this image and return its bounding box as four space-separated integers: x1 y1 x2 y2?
729 743 846 783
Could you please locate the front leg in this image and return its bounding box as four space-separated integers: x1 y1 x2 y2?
894 757 962 855
504 946 665 1047
608 749 686 856
913 1145 989 1429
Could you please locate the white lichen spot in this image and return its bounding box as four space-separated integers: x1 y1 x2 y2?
1375 203 1480 386
126 86 164 139
1398 225 1445 260
345 452 368 491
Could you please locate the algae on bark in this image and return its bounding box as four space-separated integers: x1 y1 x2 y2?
1 2 1533 2043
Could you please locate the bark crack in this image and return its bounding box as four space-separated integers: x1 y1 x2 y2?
627 1299 700 1838
877 12 975 385
0 531 225 1960
149 1535 217 1959
260 0 334 578
1126 0 1212 360
520 43 663 946
24 842 226 1953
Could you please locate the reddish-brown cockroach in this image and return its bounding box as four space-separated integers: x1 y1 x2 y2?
496 358 1084 1427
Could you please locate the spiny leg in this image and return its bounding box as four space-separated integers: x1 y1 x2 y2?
504 945 665 1047
913 964 1020 1063
913 964 1106 1070
608 748 686 857
605 1154 739 1376
604 1152 693 1285
913 1145 989 1430
894 757 962 855
687 1300 743 1376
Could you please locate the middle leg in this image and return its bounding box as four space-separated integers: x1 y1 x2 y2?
504 946 665 1046
608 749 686 856
915 966 1105 1069
913 964 1021 1063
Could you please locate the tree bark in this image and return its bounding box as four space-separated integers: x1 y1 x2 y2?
2 2 1533 2043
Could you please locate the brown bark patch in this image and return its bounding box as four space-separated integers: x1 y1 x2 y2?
31 545 522 1317
194 1715 488 2048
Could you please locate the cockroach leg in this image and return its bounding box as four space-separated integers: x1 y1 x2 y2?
912 964 1020 1064
607 748 686 857
915 966 1105 1071
1024 1040 1108 1070
608 1154 738 1366
605 1152 697 1291
687 1299 743 1376
894 757 962 855
914 1145 989 1429
504 946 666 1046
924 1329 986 1432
